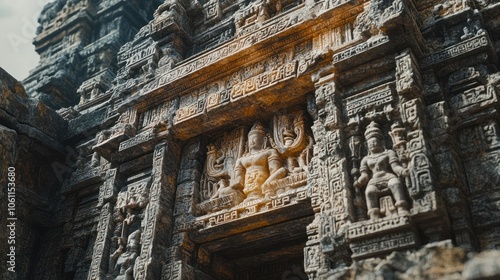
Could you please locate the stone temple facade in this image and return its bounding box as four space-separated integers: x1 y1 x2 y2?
2 0 500 279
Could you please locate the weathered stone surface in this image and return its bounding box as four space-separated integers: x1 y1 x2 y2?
325 241 460 279
324 240 500 280
2 0 500 279
0 67 68 280
463 251 500 280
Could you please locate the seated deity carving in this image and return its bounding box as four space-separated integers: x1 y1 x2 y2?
353 121 410 220
197 111 313 214
232 122 287 201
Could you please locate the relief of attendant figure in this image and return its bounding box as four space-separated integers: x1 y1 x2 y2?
113 230 141 280
231 122 287 201
353 121 410 220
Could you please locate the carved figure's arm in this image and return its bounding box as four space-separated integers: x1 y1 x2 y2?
354 157 370 188
264 150 287 185
388 149 408 177
231 159 245 190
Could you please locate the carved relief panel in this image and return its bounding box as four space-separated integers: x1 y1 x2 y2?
194 109 314 221
342 85 436 224
107 175 151 279
309 76 435 261
458 120 500 229
351 121 411 220
174 51 299 125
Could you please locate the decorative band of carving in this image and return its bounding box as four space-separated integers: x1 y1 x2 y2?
262 172 307 192
67 167 102 189
197 188 308 228
230 61 297 100
333 35 389 63
174 61 298 124
450 85 497 114
162 261 183 280
155 11 301 90
118 130 155 151
421 35 489 68
347 215 411 240
195 194 235 214
350 231 417 259
346 87 393 117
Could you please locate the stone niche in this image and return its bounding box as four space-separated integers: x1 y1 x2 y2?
337 80 438 259
185 107 315 279
105 170 152 280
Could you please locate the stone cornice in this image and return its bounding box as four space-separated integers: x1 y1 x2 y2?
118 2 364 112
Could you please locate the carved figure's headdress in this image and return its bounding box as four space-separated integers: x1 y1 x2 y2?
391 121 405 131
364 121 383 140
249 122 267 137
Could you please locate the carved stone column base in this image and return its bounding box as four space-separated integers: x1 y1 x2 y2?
346 215 419 259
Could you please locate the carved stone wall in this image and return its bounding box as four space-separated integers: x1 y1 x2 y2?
23 0 162 110
2 0 500 279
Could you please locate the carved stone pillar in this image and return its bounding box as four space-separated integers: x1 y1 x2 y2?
306 74 352 279
395 50 449 242
88 202 115 280
429 101 475 250
134 140 181 279
161 139 202 280
88 168 120 280
97 169 120 208
396 49 422 99
425 65 500 249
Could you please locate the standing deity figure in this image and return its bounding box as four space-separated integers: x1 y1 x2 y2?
353 122 410 219
112 230 141 280
232 122 287 201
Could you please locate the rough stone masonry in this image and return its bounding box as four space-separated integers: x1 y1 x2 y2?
1 0 500 279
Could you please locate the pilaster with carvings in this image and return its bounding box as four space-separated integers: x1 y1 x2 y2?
395 50 448 242
161 139 202 280
428 100 476 249
87 203 115 280
133 141 181 279
449 70 500 248
305 74 352 279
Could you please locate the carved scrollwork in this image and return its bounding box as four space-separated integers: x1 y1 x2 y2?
272 111 306 155
271 110 313 173
205 127 246 179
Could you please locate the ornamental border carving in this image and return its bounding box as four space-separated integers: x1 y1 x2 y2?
421 35 490 68
155 8 305 90
197 188 309 229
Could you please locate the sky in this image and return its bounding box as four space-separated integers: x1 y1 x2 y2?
0 1 51 81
